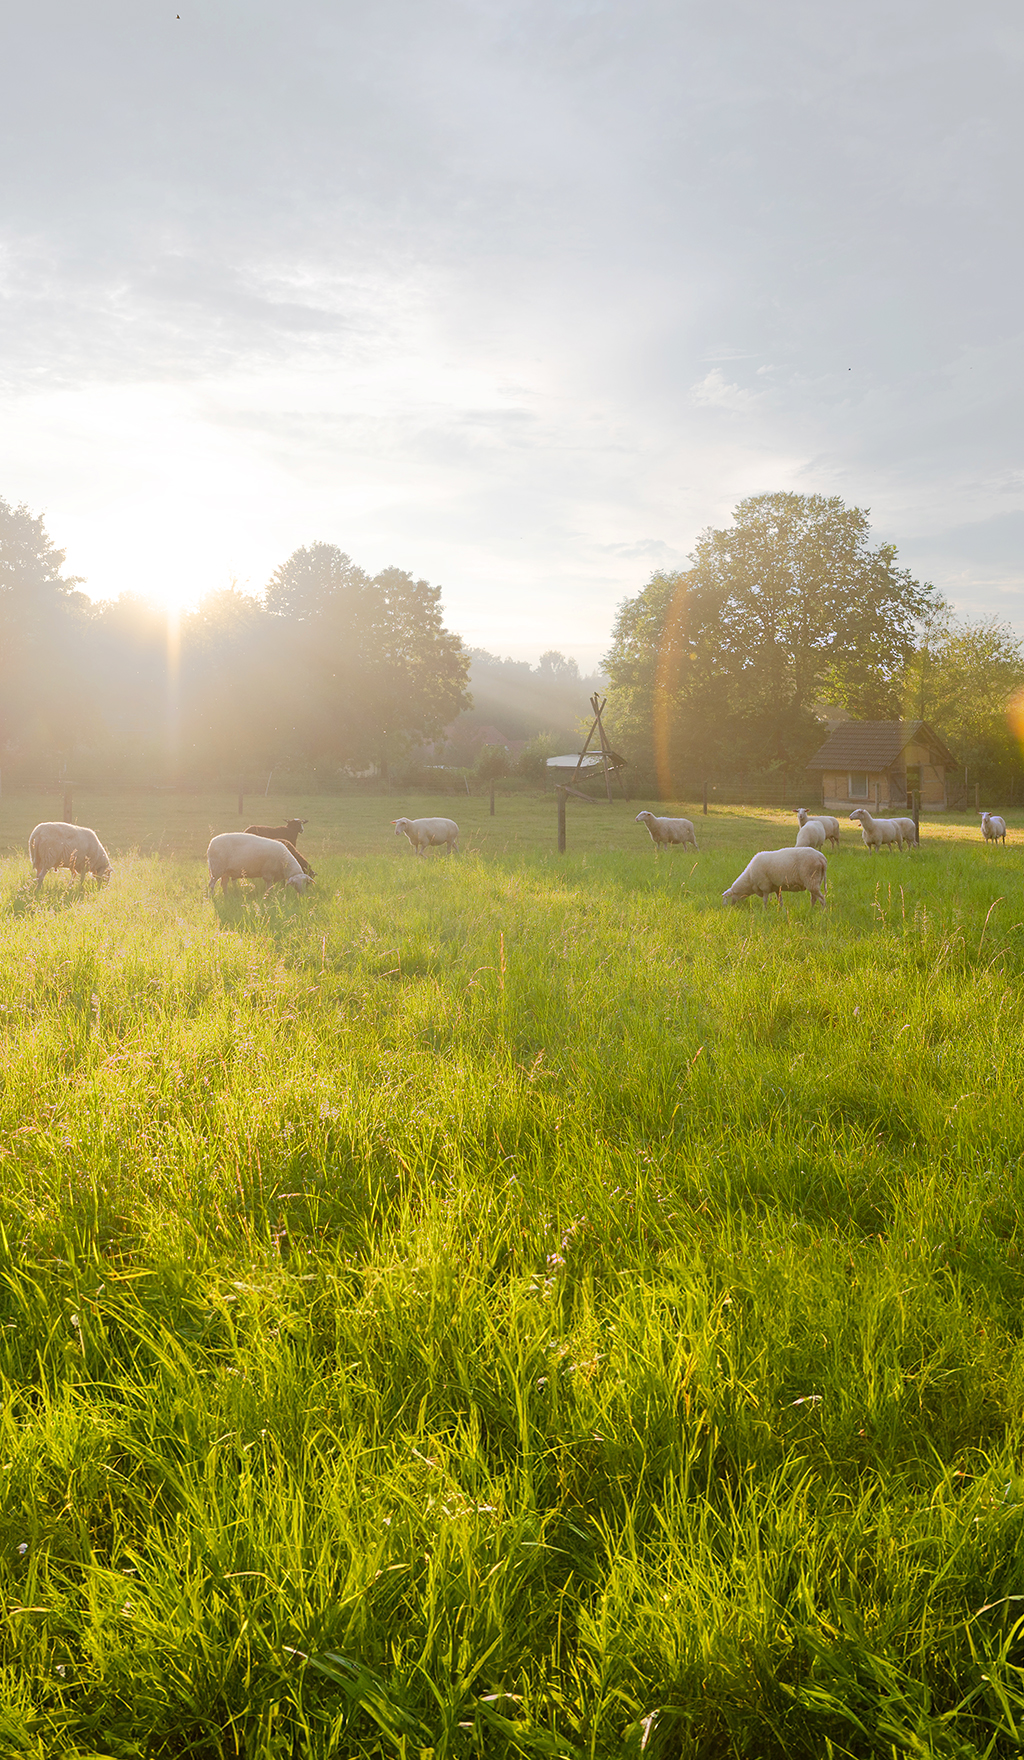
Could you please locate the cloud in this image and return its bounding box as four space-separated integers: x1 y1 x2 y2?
0 0 1020 664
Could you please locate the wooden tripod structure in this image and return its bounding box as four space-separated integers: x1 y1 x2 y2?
570 694 627 802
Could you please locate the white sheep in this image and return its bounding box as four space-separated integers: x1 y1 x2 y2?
28 822 112 888
848 808 905 853
795 807 841 849
393 816 460 856
634 810 698 850
207 832 313 896
980 812 1007 845
795 820 826 851
893 816 918 847
723 846 827 909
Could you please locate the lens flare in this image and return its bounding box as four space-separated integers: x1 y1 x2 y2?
1008 688 1024 756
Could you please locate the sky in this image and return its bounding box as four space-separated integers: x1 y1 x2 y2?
1 0 1021 670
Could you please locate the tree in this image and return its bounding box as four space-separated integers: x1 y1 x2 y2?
906 615 1024 792
536 650 579 681
604 492 940 791
0 497 92 773
263 545 471 775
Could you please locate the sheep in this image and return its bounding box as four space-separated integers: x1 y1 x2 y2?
795 807 841 849
393 816 460 856
243 829 315 876
244 819 306 845
28 822 112 888
848 807 904 853
795 820 826 851
893 816 918 847
723 846 827 909
634 810 698 851
207 832 313 896
980 812 1007 845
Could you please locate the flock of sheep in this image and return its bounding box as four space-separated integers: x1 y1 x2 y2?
634 803 1010 911
22 804 1012 909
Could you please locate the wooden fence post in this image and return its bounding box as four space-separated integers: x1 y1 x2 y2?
490 783 495 816
975 781 980 811
913 790 920 845
702 780 708 816
557 788 566 853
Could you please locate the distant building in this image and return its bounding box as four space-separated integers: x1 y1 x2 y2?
805 720 957 812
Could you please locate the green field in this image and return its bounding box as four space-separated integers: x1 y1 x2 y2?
1 790 1024 1758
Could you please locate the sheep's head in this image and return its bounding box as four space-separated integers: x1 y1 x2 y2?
849 809 865 822
392 819 409 835
287 874 312 894
634 812 651 824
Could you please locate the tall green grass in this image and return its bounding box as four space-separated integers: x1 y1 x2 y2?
0 793 1023 1756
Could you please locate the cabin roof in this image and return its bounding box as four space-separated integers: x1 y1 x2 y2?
805 719 957 772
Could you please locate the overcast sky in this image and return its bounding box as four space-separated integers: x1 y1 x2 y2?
1 0 1021 666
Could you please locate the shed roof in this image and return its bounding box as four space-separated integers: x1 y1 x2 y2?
805 720 957 772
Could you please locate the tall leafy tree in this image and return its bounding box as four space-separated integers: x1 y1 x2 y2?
0 497 92 771
605 492 940 787
906 615 1024 790
264 544 470 774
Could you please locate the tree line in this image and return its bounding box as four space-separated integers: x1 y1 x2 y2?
0 509 470 787
604 492 1024 796
3 489 1022 795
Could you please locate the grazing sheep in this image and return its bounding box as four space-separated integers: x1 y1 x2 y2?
244 819 306 845
393 816 460 856
723 846 827 909
795 807 841 849
981 812 1007 845
634 810 698 850
207 832 313 896
849 807 904 853
28 822 112 888
795 820 826 851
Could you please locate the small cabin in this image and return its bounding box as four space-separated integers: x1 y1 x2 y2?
805 720 957 812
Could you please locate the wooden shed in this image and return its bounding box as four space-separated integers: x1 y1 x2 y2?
805 720 957 812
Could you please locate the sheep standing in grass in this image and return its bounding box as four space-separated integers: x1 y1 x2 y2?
795 807 841 849
795 820 826 851
393 817 460 856
207 832 312 896
893 817 918 847
981 812 1007 845
849 808 904 853
28 823 112 888
723 847 827 909
634 810 698 851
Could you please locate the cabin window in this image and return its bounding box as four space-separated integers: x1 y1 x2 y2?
849 772 869 799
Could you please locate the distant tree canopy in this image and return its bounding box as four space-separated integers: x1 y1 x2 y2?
0 497 92 768
905 614 1024 791
0 510 470 785
605 492 941 786
448 648 603 761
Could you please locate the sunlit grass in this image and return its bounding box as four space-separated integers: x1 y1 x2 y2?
0 792 1023 1755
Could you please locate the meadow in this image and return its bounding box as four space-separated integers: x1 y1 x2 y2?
1 788 1024 1758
